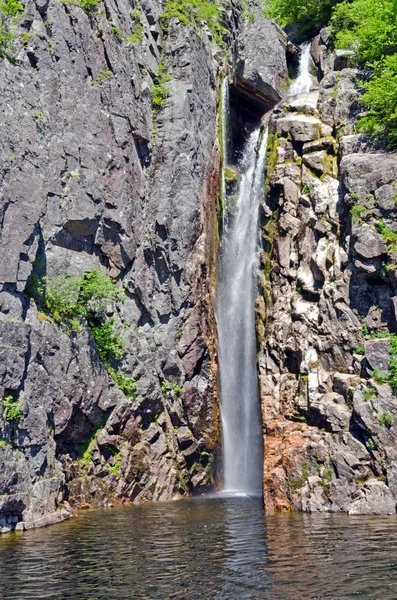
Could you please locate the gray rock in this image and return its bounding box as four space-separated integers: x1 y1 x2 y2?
234 11 287 109
364 339 390 373
348 479 395 515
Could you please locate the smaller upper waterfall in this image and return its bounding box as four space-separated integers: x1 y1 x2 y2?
289 43 313 96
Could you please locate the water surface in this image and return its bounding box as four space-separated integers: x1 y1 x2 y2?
1 496 397 599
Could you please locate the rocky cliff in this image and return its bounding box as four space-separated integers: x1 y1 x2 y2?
0 0 289 532
2 0 396 535
259 30 397 515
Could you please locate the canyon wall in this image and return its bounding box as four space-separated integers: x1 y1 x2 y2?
259 31 397 515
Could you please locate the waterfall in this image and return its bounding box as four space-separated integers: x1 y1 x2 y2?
289 43 313 96
220 77 230 223
216 125 268 495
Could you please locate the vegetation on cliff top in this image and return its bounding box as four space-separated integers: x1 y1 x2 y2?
267 0 397 147
160 0 225 45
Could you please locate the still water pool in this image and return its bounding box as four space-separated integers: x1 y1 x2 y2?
1 495 397 599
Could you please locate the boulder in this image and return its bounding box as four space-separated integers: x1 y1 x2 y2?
364 338 390 373
348 479 395 515
234 12 287 109
309 392 351 432
353 224 386 259
277 115 332 142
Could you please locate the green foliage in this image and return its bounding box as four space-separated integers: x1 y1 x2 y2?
61 0 99 14
364 386 376 400
127 22 143 44
107 367 137 398
161 380 183 396
350 204 372 223
78 422 104 470
0 440 10 448
367 438 375 449
0 0 23 59
90 70 113 86
355 345 365 355
266 0 342 41
377 221 397 254
378 411 394 429
91 319 124 362
373 369 389 385
44 270 137 398
331 0 397 64
1 395 22 422
358 54 397 148
151 63 171 110
45 268 121 323
107 452 121 475
160 0 225 45
302 184 311 198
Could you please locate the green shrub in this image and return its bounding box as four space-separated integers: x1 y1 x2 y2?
350 204 372 223
90 70 113 86
90 319 124 362
358 54 397 148
127 22 143 44
107 367 137 398
377 221 397 254
355 345 365 355
266 0 342 41
331 0 397 64
160 0 225 45
161 380 183 396
378 411 394 429
151 63 171 110
1 395 22 422
363 386 376 400
61 0 99 14
0 0 23 59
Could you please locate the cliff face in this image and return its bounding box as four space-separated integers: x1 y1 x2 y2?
0 0 289 532
0 0 224 532
259 31 397 515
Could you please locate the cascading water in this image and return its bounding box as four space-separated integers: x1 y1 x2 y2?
216 125 268 495
220 77 230 224
289 42 313 95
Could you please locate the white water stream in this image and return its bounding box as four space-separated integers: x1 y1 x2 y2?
216 125 268 495
289 43 313 95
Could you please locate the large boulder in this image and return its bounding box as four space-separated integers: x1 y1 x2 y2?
234 11 287 109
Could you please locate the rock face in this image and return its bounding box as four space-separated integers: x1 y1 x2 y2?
0 0 289 532
258 32 397 515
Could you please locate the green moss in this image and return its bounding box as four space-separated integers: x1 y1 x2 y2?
364 386 376 400
377 221 397 254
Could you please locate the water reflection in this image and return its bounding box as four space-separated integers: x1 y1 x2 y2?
1 497 397 599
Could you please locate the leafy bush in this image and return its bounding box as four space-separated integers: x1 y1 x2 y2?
331 0 397 64
61 0 99 14
45 268 121 323
363 387 376 400
377 221 397 254
160 0 225 45
151 63 172 110
358 54 397 148
2 395 22 422
108 368 137 397
0 0 23 59
90 70 113 86
161 380 183 396
378 411 394 429
266 0 342 41
90 319 124 362
350 204 372 223
44 270 137 398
